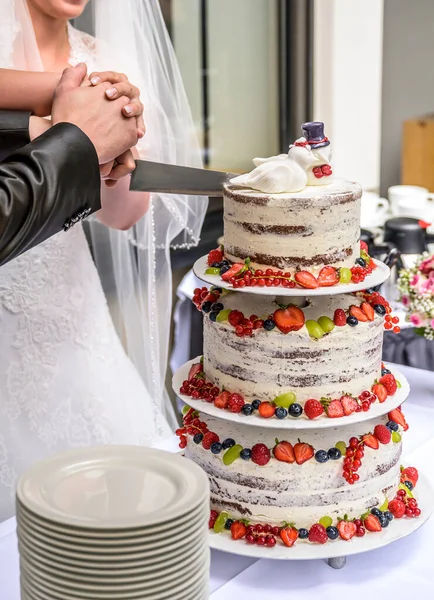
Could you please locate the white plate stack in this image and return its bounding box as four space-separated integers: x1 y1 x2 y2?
16 446 210 600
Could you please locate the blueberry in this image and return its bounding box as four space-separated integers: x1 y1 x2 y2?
386 420 399 432
224 518 235 530
381 367 392 376
211 287 223 293
384 511 394 522
221 260 230 267
326 526 339 540
370 507 381 517
405 480 414 491
315 450 329 463
209 311 219 322
210 442 223 454
298 528 309 539
374 304 386 316
211 302 224 312
263 319 276 331
241 404 254 416
347 315 358 327
288 403 303 418
251 399 261 410
378 514 389 528
211 262 221 268
275 407 288 419
240 448 252 460
193 433 203 444
201 301 212 313
222 438 235 450
220 264 231 275
365 288 374 294
328 447 342 460
356 257 367 267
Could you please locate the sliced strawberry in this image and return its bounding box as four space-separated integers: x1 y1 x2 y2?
258 402 276 419
362 434 379 450
323 399 344 418
273 305 305 334
333 308 347 327
294 442 314 465
388 408 409 431
230 521 247 540
188 363 203 381
221 263 244 282
401 467 419 487
273 441 295 463
364 514 382 532
214 391 231 409
372 382 387 403
201 292 219 306
294 271 319 289
379 374 397 396
341 395 358 416
318 266 339 287
360 302 375 321
349 305 369 322
304 399 324 420
280 526 298 547
337 520 357 541
207 248 223 266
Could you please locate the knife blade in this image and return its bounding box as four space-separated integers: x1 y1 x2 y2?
129 160 239 196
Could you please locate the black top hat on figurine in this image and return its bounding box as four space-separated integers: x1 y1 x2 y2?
301 122 330 148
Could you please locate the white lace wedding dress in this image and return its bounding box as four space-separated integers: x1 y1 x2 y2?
0 24 171 521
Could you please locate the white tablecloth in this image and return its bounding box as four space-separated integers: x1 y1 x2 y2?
1 364 433 599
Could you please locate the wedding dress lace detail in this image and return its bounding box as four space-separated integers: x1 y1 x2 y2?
0 25 170 521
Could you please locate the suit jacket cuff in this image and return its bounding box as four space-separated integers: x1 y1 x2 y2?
0 110 31 162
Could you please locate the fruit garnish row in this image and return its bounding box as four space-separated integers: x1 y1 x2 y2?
177 406 408 484
205 242 377 290
193 287 401 338
180 362 402 421
209 467 420 547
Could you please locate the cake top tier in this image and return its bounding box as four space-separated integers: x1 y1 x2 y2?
230 121 335 194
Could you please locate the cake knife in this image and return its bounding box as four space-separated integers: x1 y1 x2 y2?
129 160 239 196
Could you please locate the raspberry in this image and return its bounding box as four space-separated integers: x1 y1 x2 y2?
379 374 397 395
374 424 391 444
308 523 328 544
202 431 220 450
228 310 244 327
401 467 418 486
251 443 271 466
207 248 223 266
388 499 406 519
360 241 369 252
333 308 347 327
228 393 245 413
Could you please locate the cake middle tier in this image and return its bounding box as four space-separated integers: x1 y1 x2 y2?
203 292 384 404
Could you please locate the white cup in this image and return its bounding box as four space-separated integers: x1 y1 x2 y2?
360 191 390 228
388 185 434 221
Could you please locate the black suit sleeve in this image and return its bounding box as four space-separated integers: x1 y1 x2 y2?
0 122 101 266
0 110 31 161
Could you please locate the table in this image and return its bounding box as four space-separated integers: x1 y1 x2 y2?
1 364 433 599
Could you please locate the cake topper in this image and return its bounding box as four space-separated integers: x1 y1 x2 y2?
230 121 333 194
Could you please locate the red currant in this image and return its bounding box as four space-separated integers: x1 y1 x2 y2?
355 449 364 459
393 326 401 334
353 473 360 481
414 508 421 517
254 524 264 533
246 534 256 544
384 322 393 330
266 536 276 547
256 536 265 546
263 524 271 534
271 526 280 536
356 527 365 537
349 437 359 448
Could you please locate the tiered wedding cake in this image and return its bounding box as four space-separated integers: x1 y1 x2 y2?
175 123 421 549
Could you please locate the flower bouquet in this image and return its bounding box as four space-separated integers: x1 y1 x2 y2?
397 253 434 340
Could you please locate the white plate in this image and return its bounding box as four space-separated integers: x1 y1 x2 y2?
17 446 209 530
209 470 434 560
193 255 390 296
173 358 410 430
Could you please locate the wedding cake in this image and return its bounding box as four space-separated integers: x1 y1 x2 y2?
176 122 420 548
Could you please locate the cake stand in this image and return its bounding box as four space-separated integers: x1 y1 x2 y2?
174 254 433 569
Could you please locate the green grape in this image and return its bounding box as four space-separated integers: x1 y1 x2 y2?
396 379 402 388
339 267 352 284
392 431 402 443
216 309 231 322
379 498 389 512
274 392 297 408
305 320 325 339
205 267 221 275
335 441 347 455
213 512 229 533
398 482 414 498
317 316 335 333
319 516 333 528
223 444 243 466
182 405 191 415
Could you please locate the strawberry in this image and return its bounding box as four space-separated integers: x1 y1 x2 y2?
294 442 314 465
214 391 231 409
401 467 418 487
341 395 358 416
221 263 244 282
323 399 344 418
207 248 223 265
388 408 409 431
251 443 271 466
209 510 218 529
228 393 245 413
230 521 247 540
304 399 324 420
308 523 328 544
374 424 391 444
337 520 357 541
364 514 382 532
372 382 387 403
349 305 369 322
202 432 220 450
294 271 319 289
258 402 276 419
201 291 219 306
360 241 369 252
333 308 347 327
388 499 406 519
318 266 339 287
379 373 397 396
280 526 298 547
188 362 203 381
368 257 377 271
273 441 295 463
360 302 375 321
273 305 305 334
362 434 379 450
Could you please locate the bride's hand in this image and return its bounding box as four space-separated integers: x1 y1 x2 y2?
88 70 145 139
